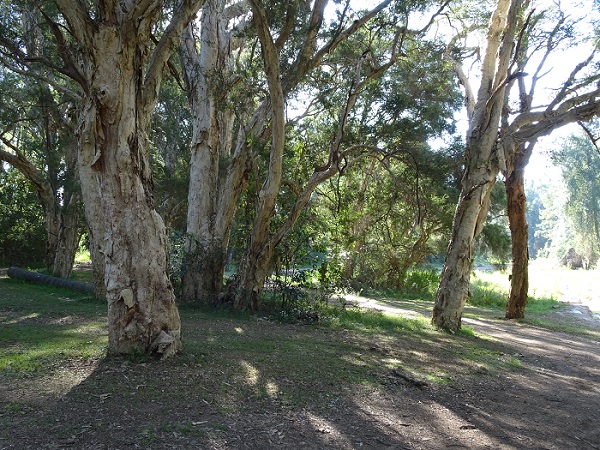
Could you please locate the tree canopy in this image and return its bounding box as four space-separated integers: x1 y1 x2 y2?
1 0 600 355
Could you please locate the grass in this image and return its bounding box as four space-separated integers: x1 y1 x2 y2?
1 260 598 416
0 277 107 377
468 265 565 313
0 272 527 411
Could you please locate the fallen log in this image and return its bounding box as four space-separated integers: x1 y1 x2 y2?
7 267 95 295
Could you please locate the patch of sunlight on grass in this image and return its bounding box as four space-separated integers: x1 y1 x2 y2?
469 264 566 313
239 360 259 386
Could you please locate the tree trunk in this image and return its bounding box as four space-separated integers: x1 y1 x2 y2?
433 176 496 330
502 131 535 318
505 162 528 318
75 27 181 358
78 156 107 299
233 0 286 309
50 194 81 279
432 0 521 332
180 1 236 303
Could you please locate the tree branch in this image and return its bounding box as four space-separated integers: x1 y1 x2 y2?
143 0 206 117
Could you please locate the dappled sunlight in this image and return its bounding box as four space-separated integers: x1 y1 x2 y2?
0 312 40 325
304 411 355 448
240 360 260 386
265 381 279 397
337 293 432 320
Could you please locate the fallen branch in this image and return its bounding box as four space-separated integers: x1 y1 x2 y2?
7 267 95 295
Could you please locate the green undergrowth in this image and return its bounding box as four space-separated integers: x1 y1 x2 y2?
468 271 564 313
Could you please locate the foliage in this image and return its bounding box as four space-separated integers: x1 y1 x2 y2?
551 124 600 266
0 167 46 266
475 181 511 265
151 76 192 230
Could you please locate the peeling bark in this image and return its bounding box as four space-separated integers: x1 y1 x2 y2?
54 0 206 357
180 0 236 303
505 156 529 319
433 0 521 332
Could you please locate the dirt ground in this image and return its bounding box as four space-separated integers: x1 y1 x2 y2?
1 294 600 450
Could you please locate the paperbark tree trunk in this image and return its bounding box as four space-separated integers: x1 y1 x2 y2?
233 0 286 310
77 46 181 356
55 0 205 357
50 193 82 279
180 0 235 303
433 0 521 332
505 151 529 319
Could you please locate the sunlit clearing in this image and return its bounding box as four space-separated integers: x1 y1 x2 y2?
240 360 259 386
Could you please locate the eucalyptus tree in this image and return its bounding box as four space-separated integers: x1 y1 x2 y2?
434 0 600 329
0 0 207 357
180 0 454 309
0 12 82 278
552 126 600 264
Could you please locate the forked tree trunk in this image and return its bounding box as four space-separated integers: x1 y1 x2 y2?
180 0 234 303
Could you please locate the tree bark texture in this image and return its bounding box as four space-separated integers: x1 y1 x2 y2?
50 193 82 279
505 159 529 319
432 177 496 330
433 0 521 332
234 0 286 310
81 41 180 356
181 0 235 303
55 0 205 357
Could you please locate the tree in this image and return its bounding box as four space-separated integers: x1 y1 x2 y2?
552 125 600 264
9 0 207 357
434 0 600 329
433 0 523 331
500 4 600 318
0 166 47 267
178 0 239 304
230 0 453 309
178 0 415 307
0 13 82 278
